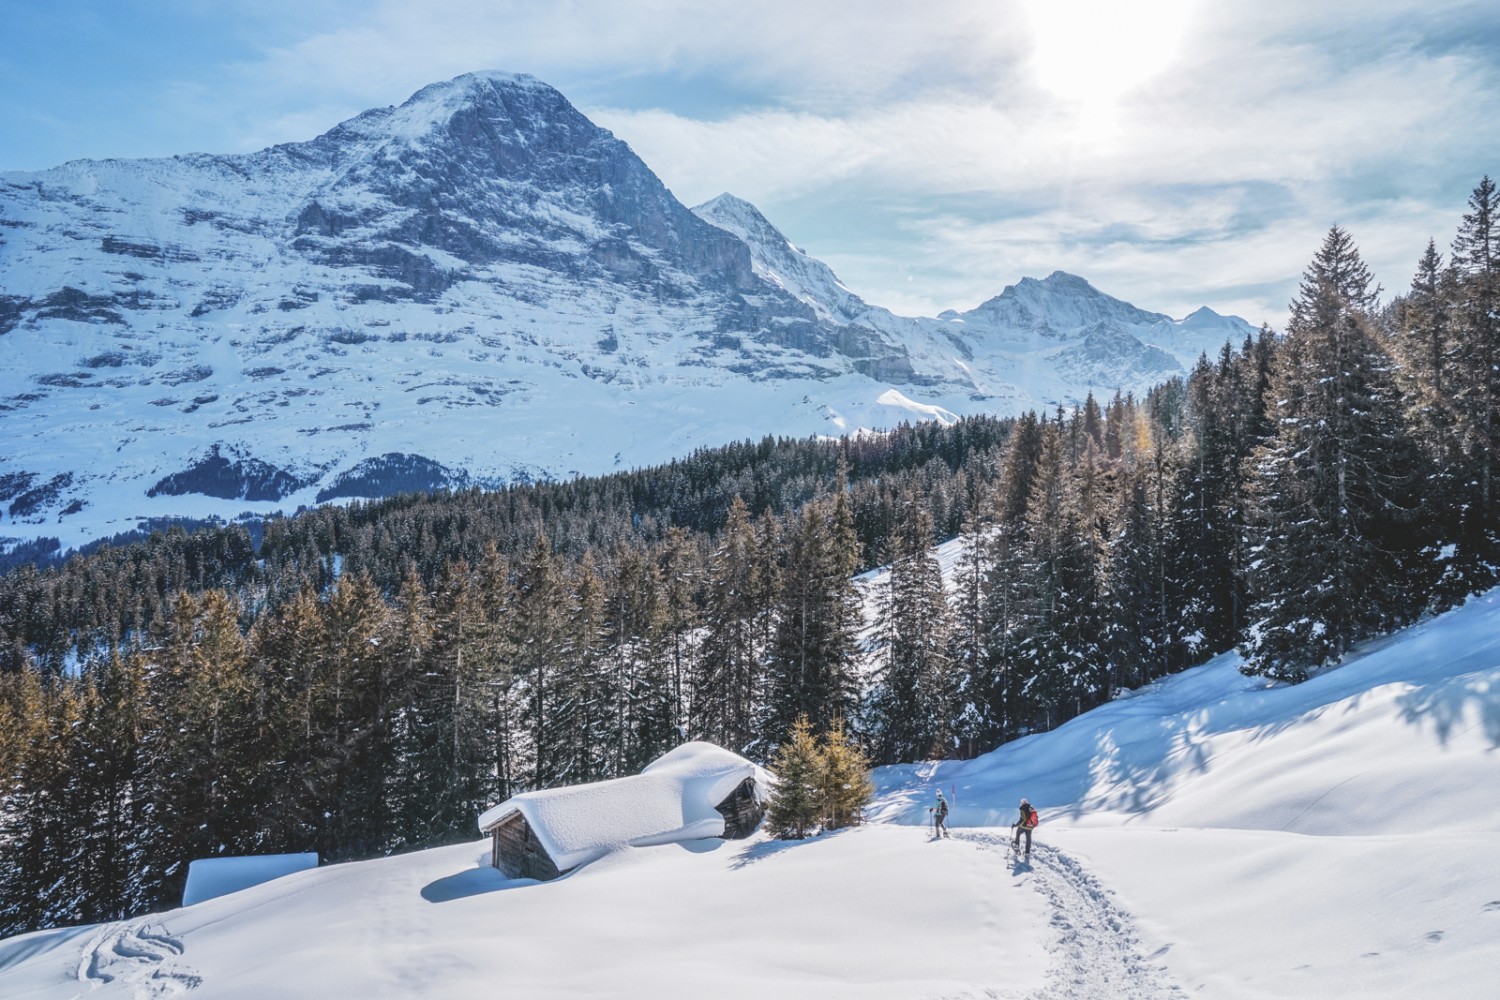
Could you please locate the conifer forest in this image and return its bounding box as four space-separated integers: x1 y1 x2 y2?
2 179 1498 935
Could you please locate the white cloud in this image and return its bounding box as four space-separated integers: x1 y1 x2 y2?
22 0 1496 331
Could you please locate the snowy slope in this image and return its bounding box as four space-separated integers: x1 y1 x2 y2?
0 71 1252 554
2 583 1496 998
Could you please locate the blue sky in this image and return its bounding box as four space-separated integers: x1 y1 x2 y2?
3 0 1499 327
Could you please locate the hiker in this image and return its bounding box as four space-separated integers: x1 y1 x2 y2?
1012 798 1038 857
933 789 950 838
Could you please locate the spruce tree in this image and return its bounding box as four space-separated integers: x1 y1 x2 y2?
1447 177 1500 592
512 536 568 788
383 567 444 848
947 511 990 757
869 490 951 764
982 412 1044 745
1243 227 1419 680
764 715 821 839
762 495 862 750
691 497 764 754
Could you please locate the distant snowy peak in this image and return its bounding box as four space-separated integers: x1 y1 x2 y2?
956 271 1168 336
933 270 1254 362
692 192 868 324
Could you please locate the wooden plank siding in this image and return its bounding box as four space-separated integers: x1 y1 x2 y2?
490 811 563 881
714 777 765 840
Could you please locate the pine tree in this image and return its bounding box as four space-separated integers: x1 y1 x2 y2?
383 567 443 848
246 584 326 851
512 536 569 788
1243 227 1419 680
656 527 699 740
947 509 990 758
1447 177 1500 592
317 572 392 857
553 553 611 784
470 545 520 808
981 412 1044 745
691 497 764 754
1393 240 1466 607
762 495 863 751
603 546 676 774
71 651 152 923
818 718 873 830
869 490 951 764
1016 414 1109 725
764 715 822 839
0 665 85 935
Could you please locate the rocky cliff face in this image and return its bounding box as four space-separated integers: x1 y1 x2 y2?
0 71 1252 552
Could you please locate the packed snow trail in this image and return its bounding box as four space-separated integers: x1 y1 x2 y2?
75 920 199 998
954 831 1181 1000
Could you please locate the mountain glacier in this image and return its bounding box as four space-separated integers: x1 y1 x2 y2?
0 71 1254 551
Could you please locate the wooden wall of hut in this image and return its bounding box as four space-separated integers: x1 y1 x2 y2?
490 812 563 881
714 778 765 839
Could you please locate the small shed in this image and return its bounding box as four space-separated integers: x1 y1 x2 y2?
476 742 770 881
181 852 319 906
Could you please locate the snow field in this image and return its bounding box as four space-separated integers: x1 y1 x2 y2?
0 829 1049 999
1 582 1497 998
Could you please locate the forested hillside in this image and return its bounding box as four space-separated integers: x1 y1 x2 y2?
2 178 1497 936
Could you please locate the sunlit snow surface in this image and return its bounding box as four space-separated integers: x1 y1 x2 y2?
2 585 1496 998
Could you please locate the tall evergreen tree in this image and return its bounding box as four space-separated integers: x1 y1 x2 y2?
869 491 951 764
1447 176 1500 592
512 536 569 788
691 497 765 754
1243 227 1419 680
763 715 821 840
981 412 1044 745
0 666 86 935
762 494 862 749
818 718 873 830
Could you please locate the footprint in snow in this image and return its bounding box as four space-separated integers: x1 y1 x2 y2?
77 921 201 998
953 831 1182 999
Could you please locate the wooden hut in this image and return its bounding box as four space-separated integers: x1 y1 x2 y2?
477 742 769 882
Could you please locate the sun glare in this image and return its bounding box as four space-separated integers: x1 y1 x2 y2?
1025 0 1193 108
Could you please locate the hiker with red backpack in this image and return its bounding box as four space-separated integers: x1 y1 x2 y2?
1012 798 1038 858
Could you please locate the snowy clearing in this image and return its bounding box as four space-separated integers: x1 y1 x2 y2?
2 590 1497 998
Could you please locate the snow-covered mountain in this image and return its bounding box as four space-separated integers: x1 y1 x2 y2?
2 581 1494 998
0 71 1254 551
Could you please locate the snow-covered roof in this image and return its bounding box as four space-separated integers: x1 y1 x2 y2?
182 853 319 906
477 742 770 872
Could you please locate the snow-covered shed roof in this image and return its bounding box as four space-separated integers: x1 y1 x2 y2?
182 853 319 906
477 742 771 872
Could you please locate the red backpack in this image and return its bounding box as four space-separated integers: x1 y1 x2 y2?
1027 807 1039 828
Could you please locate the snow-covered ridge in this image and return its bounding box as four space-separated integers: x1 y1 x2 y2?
0 71 1254 552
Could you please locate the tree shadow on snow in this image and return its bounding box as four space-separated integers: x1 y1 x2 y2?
729 830 855 870
420 866 532 903
1398 672 1500 748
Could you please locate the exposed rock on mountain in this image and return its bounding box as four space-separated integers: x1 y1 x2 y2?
0 71 1253 550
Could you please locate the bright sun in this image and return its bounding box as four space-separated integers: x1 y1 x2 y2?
1024 0 1194 108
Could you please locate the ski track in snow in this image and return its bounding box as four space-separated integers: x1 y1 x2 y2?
74 920 200 998
955 831 1182 1000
